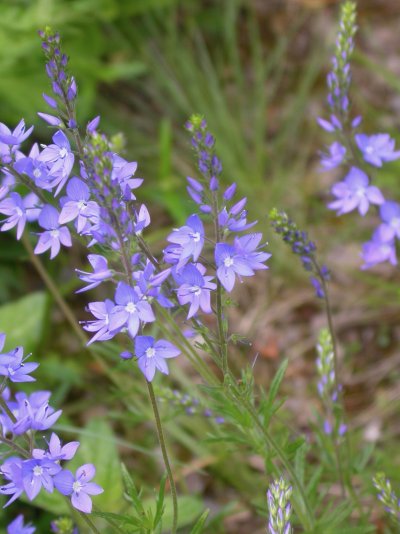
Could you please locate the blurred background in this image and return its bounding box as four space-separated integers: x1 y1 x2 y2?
1 0 400 531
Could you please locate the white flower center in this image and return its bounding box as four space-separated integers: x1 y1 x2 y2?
77 200 87 211
33 466 43 477
365 145 374 154
145 347 156 358
15 207 23 217
224 257 234 267
125 302 136 313
50 229 60 238
192 286 201 296
392 217 400 229
33 168 41 178
59 147 68 158
191 232 201 242
72 481 82 493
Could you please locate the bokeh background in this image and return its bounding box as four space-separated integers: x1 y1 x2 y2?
1 0 400 531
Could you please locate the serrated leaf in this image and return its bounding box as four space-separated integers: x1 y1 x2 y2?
0 291 46 352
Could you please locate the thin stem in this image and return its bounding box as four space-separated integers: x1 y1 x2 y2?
78 512 101 534
21 233 87 345
147 381 178 534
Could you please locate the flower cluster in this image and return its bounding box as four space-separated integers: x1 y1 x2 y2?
0 332 103 530
269 208 329 298
318 2 400 269
316 328 346 437
266 476 292 534
373 472 400 522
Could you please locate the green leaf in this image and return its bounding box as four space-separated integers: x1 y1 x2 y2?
0 291 46 352
261 359 288 425
143 495 204 533
189 509 210 534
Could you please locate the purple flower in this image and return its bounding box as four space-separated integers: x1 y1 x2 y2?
82 299 117 345
0 346 39 382
378 201 400 241
135 336 180 381
59 177 99 233
12 391 62 435
109 282 155 338
320 142 346 170
0 119 34 146
355 133 400 167
54 464 103 513
215 233 270 292
361 227 397 269
33 433 79 462
317 115 342 132
111 154 142 200
14 143 52 190
7 515 36 534
176 263 216 318
0 192 38 239
38 130 74 194
218 197 257 233
0 457 24 507
328 167 384 216
22 458 61 500
166 214 204 268
34 205 72 259
75 254 113 293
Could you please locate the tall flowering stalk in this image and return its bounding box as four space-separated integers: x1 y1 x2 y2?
267 477 293 534
318 1 400 269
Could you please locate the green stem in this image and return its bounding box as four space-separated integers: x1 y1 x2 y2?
78 512 101 534
147 381 178 534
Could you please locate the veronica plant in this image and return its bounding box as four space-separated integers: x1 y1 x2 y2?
318 1 400 268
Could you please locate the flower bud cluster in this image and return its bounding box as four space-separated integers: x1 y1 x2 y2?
373 472 400 522
156 387 224 424
266 476 292 534
269 208 329 298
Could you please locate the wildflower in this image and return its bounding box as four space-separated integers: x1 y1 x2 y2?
109 282 155 338
7 515 36 534
12 391 62 435
82 299 117 345
176 263 216 318
0 192 37 240
328 166 384 216
0 345 39 382
33 433 80 462
320 142 346 170
34 205 72 259
215 233 270 292
355 133 400 167
361 227 397 269
166 214 205 268
0 457 24 507
135 336 180 382
0 119 34 147
22 458 61 500
59 177 99 233
54 464 103 513
373 472 400 520
38 130 74 194
378 201 400 241
75 254 113 293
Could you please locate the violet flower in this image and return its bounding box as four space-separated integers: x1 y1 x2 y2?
38 130 74 194
34 205 72 259
355 133 400 167
378 201 400 241
7 514 36 534
0 346 39 382
82 299 117 345
22 458 61 500
135 336 180 382
176 263 216 318
361 227 397 269
33 433 80 462
166 214 204 268
75 254 113 293
320 142 346 170
54 464 103 513
109 282 155 338
328 166 384 216
59 177 99 233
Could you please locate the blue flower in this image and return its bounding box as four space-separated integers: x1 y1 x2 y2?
320 142 346 170
378 201 400 241
135 336 180 382
0 345 39 383
59 177 99 233
76 254 113 293
82 299 117 345
7 514 36 534
34 205 72 259
109 282 155 338
38 130 74 195
328 167 384 216
166 214 205 268
54 464 103 513
176 263 216 318
0 192 39 240
361 227 397 269
22 458 61 500
355 133 400 167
